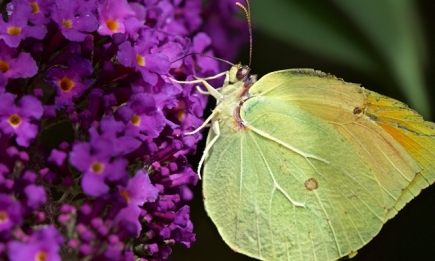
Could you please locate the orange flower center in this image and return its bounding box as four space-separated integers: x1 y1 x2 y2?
8 114 22 127
0 60 10 73
121 190 131 204
177 111 185 122
62 19 72 29
29 1 40 14
106 19 119 32
35 251 48 261
175 100 186 122
136 54 146 67
131 114 141 125
58 77 75 92
91 161 104 174
0 211 8 223
7 26 21 35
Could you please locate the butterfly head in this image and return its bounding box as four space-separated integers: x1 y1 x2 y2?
228 63 251 84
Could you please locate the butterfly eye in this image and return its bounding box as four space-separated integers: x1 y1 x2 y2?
236 65 251 81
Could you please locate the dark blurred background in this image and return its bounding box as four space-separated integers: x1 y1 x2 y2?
171 0 435 260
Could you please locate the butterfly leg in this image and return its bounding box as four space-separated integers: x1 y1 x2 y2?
171 78 215 96
191 76 224 101
184 110 218 135
170 71 230 101
195 85 210 95
182 72 230 134
196 120 221 178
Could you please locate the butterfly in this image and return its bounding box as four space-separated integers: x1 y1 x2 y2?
186 62 435 260
172 1 435 260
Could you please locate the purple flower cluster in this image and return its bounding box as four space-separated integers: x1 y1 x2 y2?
0 0 246 260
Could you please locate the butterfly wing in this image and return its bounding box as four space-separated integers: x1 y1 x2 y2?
203 89 386 260
248 69 435 219
364 90 435 219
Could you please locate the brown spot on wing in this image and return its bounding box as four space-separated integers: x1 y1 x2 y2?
353 107 362 115
304 178 318 191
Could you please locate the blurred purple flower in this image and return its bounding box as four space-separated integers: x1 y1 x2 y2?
0 194 22 235
8 226 64 261
203 0 249 63
45 56 93 109
0 93 43 147
91 116 141 157
20 0 54 25
117 93 166 139
51 0 98 42
47 149 67 167
0 0 47 48
69 139 129 197
97 0 135 36
117 28 170 85
23 184 46 210
115 170 159 237
0 40 37 81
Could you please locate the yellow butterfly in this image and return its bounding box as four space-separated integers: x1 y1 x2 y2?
173 1 435 260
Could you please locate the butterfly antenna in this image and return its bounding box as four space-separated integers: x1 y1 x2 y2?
236 0 253 67
171 52 235 66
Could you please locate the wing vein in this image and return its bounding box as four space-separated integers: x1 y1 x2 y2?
250 131 305 207
249 125 330 165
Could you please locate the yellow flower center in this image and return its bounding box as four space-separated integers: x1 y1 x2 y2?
106 19 119 32
58 77 75 92
0 60 10 73
121 189 131 204
35 251 48 261
177 110 185 122
136 54 146 67
91 161 104 174
175 100 186 122
7 26 21 36
131 114 141 126
0 211 8 223
62 19 72 29
29 1 40 14
8 114 22 127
